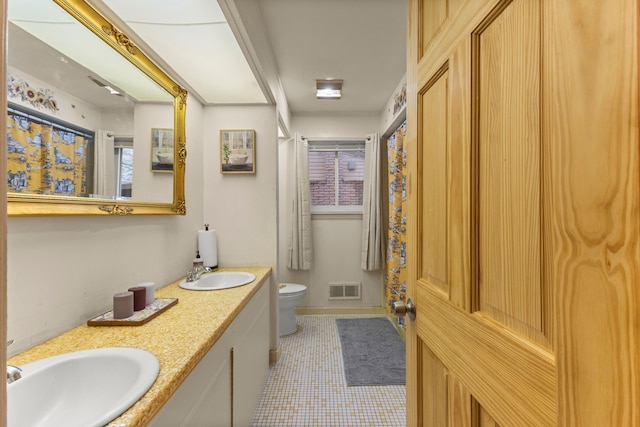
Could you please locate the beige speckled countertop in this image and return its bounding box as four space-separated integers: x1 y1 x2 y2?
8 267 272 427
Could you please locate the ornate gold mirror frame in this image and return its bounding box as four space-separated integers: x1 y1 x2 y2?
7 0 187 216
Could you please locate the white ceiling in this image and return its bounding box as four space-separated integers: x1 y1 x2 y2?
254 0 407 115
98 0 407 116
8 0 406 120
8 0 173 108
98 0 267 105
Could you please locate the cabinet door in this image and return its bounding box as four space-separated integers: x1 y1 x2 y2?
232 284 270 426
149 283 271 427
148 330 232 427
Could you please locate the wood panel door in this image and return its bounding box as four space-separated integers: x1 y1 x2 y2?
1 0 6 424
404 0 640 425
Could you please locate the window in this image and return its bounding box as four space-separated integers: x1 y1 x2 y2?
114 137 133 198
308 140 365 213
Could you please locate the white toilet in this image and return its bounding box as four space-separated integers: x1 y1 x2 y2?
278 283 307 336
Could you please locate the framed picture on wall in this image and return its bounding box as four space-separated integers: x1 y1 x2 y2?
220 129 256 174
150 128 174 173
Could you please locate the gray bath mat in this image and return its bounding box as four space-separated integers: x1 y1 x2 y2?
335 317 406 386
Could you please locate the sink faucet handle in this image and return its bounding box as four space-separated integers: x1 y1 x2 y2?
7 365 22 384
6 339 23 384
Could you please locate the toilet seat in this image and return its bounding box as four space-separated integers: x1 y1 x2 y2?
279 283 306 297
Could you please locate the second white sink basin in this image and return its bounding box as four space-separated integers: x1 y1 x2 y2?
179 271 256 290
8 346 159 427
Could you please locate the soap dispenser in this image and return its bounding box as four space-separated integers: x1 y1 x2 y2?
193 251 203 268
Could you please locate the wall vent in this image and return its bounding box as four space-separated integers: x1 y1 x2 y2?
328 282 361 300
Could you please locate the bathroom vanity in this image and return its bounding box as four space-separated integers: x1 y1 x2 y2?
148 276 269 426
7 267 272 427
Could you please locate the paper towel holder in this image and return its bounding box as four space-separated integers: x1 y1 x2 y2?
199 224 218 269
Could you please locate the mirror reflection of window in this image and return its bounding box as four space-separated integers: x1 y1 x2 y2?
114 137 133 198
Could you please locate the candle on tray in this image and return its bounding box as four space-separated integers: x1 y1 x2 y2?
128 287 146 311
138 282 156 306
113 291 134 319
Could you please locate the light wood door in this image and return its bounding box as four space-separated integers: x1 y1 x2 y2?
1 0 7 424
404 0 640 425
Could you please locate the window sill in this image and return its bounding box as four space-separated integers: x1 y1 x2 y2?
311 210 363 220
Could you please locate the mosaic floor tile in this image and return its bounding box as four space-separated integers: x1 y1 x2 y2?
251 315 406 427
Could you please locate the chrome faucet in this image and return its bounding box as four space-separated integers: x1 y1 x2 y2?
185 267 201 282
6 340 22 384
186 265 214 282
185 265 206 282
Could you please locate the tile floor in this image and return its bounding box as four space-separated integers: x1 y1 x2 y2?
251 315 406 427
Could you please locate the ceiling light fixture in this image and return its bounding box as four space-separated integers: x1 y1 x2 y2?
88 75 122 96
104 85 122 96
316 79 343 99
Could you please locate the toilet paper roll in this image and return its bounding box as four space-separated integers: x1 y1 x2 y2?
198 229 218 268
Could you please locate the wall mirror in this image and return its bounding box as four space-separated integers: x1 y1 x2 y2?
6 0 187 215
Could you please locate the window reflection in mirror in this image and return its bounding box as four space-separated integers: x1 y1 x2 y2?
115 136 133 198
6 0 186 215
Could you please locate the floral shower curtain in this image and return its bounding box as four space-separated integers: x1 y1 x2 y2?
7 110 90 196
384 121 407 316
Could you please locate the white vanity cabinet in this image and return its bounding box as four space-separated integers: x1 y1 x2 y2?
149 283 270 427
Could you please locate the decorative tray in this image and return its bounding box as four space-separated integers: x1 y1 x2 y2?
87 298 178 326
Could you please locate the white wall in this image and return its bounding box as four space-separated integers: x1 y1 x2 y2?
101 108 134 137
380 73 406 136
6 97 204 356
7 66 103 130
132 103 175 203
201 105 278 268
201 104 279 350
220 0 292 136
279 114 383 309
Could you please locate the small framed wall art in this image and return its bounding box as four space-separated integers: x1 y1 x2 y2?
150 128 174 173
220 129 256 174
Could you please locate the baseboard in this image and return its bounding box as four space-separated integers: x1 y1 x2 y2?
392 322 406 341
295 306 387 316
269 347 280 366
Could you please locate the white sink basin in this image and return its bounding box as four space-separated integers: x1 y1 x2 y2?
8 347 159 427
179 271 256 290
